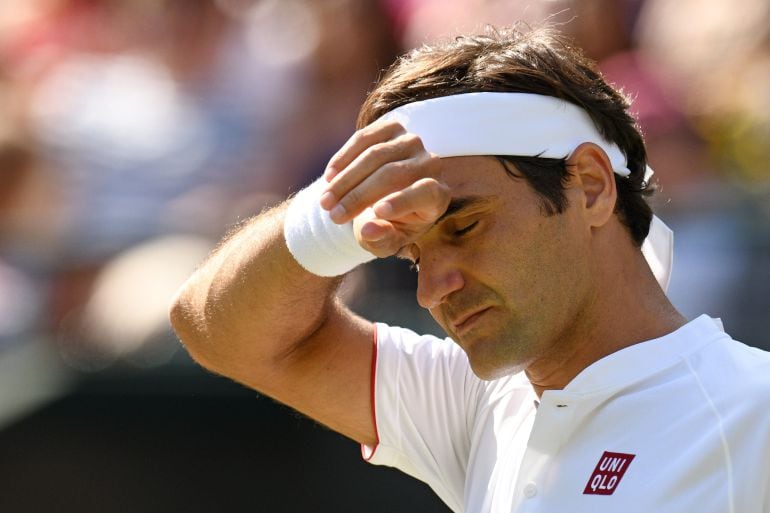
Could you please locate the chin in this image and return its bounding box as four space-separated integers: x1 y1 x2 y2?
468 363 500 381
468 359 526 381
449 318 531 380
463 340 528 381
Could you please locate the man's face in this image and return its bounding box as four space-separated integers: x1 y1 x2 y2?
406 156 595 380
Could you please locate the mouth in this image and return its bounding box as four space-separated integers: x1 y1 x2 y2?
451 307 492 334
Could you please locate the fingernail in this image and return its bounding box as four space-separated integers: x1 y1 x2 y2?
361 223 384 241
373 201 393 218
362 231 385 242
330 204 346 223
319 191 335 210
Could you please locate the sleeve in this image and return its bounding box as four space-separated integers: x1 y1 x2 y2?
361 322 485 513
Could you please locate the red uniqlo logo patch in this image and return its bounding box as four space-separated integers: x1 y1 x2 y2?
583 451 635 495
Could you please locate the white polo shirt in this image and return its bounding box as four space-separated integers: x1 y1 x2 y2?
362 315 770 513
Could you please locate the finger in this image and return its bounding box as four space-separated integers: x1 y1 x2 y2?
359 218 393 241
372 177 450 224
323 120 406 182
321 132 425 211
357 220 405 258
328 152 441 223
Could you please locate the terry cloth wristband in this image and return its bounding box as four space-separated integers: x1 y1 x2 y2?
283 177 376 277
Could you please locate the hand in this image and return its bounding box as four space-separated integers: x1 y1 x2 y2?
319 120 450 258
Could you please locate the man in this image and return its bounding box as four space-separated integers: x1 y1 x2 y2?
170 26 770 512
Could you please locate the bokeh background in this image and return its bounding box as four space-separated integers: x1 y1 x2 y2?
0 0 768 511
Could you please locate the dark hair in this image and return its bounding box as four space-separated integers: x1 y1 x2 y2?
357 25 653 245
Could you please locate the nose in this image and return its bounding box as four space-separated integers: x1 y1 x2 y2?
416 255 465 309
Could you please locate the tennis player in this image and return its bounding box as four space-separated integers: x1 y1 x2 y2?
170 26 770 512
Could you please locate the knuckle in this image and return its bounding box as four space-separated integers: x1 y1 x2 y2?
327 159 341 172
420 179 449 214
362 120 405 143
327 151 346 170
340 188 361 210
399 133 424 151
365 239 396 257
352 126 375 146
381 119 406 135
423 177 441 194
383 161 413 182
424 179 443 202
348 131 363 148
364 143 389 162
425 154 442 175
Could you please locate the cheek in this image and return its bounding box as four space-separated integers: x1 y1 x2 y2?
528 224 593 327
489 211 586 310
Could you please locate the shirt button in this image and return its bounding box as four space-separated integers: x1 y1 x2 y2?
523 482 538 499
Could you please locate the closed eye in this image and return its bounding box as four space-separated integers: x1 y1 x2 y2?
454 221 479 237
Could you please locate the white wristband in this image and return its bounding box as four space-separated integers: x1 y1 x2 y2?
283 177 377 277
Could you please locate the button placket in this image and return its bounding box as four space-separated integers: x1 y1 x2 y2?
514 395 580 509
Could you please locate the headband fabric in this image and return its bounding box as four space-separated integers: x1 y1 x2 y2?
378 92 673 291
380 92 634 175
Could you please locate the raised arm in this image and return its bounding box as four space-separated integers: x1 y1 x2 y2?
169 201 378 443
169 120 448 445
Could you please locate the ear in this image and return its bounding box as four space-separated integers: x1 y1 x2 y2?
565 142 617 228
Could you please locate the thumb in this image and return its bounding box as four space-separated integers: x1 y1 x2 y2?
354 214 404 258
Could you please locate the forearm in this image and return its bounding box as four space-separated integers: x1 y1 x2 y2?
169 202 342 374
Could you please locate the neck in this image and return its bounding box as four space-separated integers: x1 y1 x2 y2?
525 245 686 399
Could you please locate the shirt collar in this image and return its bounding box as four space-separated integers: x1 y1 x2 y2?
557 315 727 397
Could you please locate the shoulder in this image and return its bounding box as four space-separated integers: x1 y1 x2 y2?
698 336 770 502
696 333 770 391
689 330 770 430
674 317 769 384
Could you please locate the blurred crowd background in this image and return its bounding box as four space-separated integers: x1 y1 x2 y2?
0 0 767 511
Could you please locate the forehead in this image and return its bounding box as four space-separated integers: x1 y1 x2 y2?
439 155 512 196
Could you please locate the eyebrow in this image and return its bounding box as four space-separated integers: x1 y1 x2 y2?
395 194 497 262
435 195 497 225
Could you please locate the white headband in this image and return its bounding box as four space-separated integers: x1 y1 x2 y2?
379 92 673 291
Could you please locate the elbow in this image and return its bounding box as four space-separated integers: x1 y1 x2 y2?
168 284 216 370
168 287 192 344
